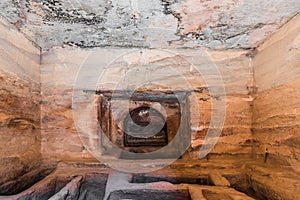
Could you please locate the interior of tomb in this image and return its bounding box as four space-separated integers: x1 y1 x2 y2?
0 1 300 199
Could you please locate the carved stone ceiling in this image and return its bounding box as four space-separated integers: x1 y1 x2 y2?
0 0 299 50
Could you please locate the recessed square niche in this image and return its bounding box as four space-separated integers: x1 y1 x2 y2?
123 106 169 147
96 90 190 158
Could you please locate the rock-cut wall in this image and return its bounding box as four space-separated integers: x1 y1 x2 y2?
0 16 42 195
253 13 300 172
40 48 253 162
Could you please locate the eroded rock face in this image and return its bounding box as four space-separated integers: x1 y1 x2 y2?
40 48 254 162
0 1 299 198
0 0 299 50
2 157 299 200
0 17 42 195
253 13 300 173
0 73 41 195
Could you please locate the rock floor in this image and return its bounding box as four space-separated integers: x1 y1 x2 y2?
0 155 299 200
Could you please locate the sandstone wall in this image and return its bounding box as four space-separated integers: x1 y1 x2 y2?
41 48 253 162
253 13 300 172
189 50 253 158
0 16 42 194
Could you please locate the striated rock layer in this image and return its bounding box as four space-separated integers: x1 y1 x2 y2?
253 13 300 172
0 16 43 194
40 47 253 162
0 2 299 198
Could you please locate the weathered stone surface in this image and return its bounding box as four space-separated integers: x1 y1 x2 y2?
189 93 253 156
208 171 230 187
0 16 40 81
0 3 299 198
0 17 41 195
254 13 300 92
253 77 300 171
78 173 108 200
3 157 292 200
108 189 190 200
48 176 82 200
40 47 253 161
253 13 300 173
227 163 300 200
189 185 254 200
0 0 299 50
176 0 300 49
0 172 73 200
